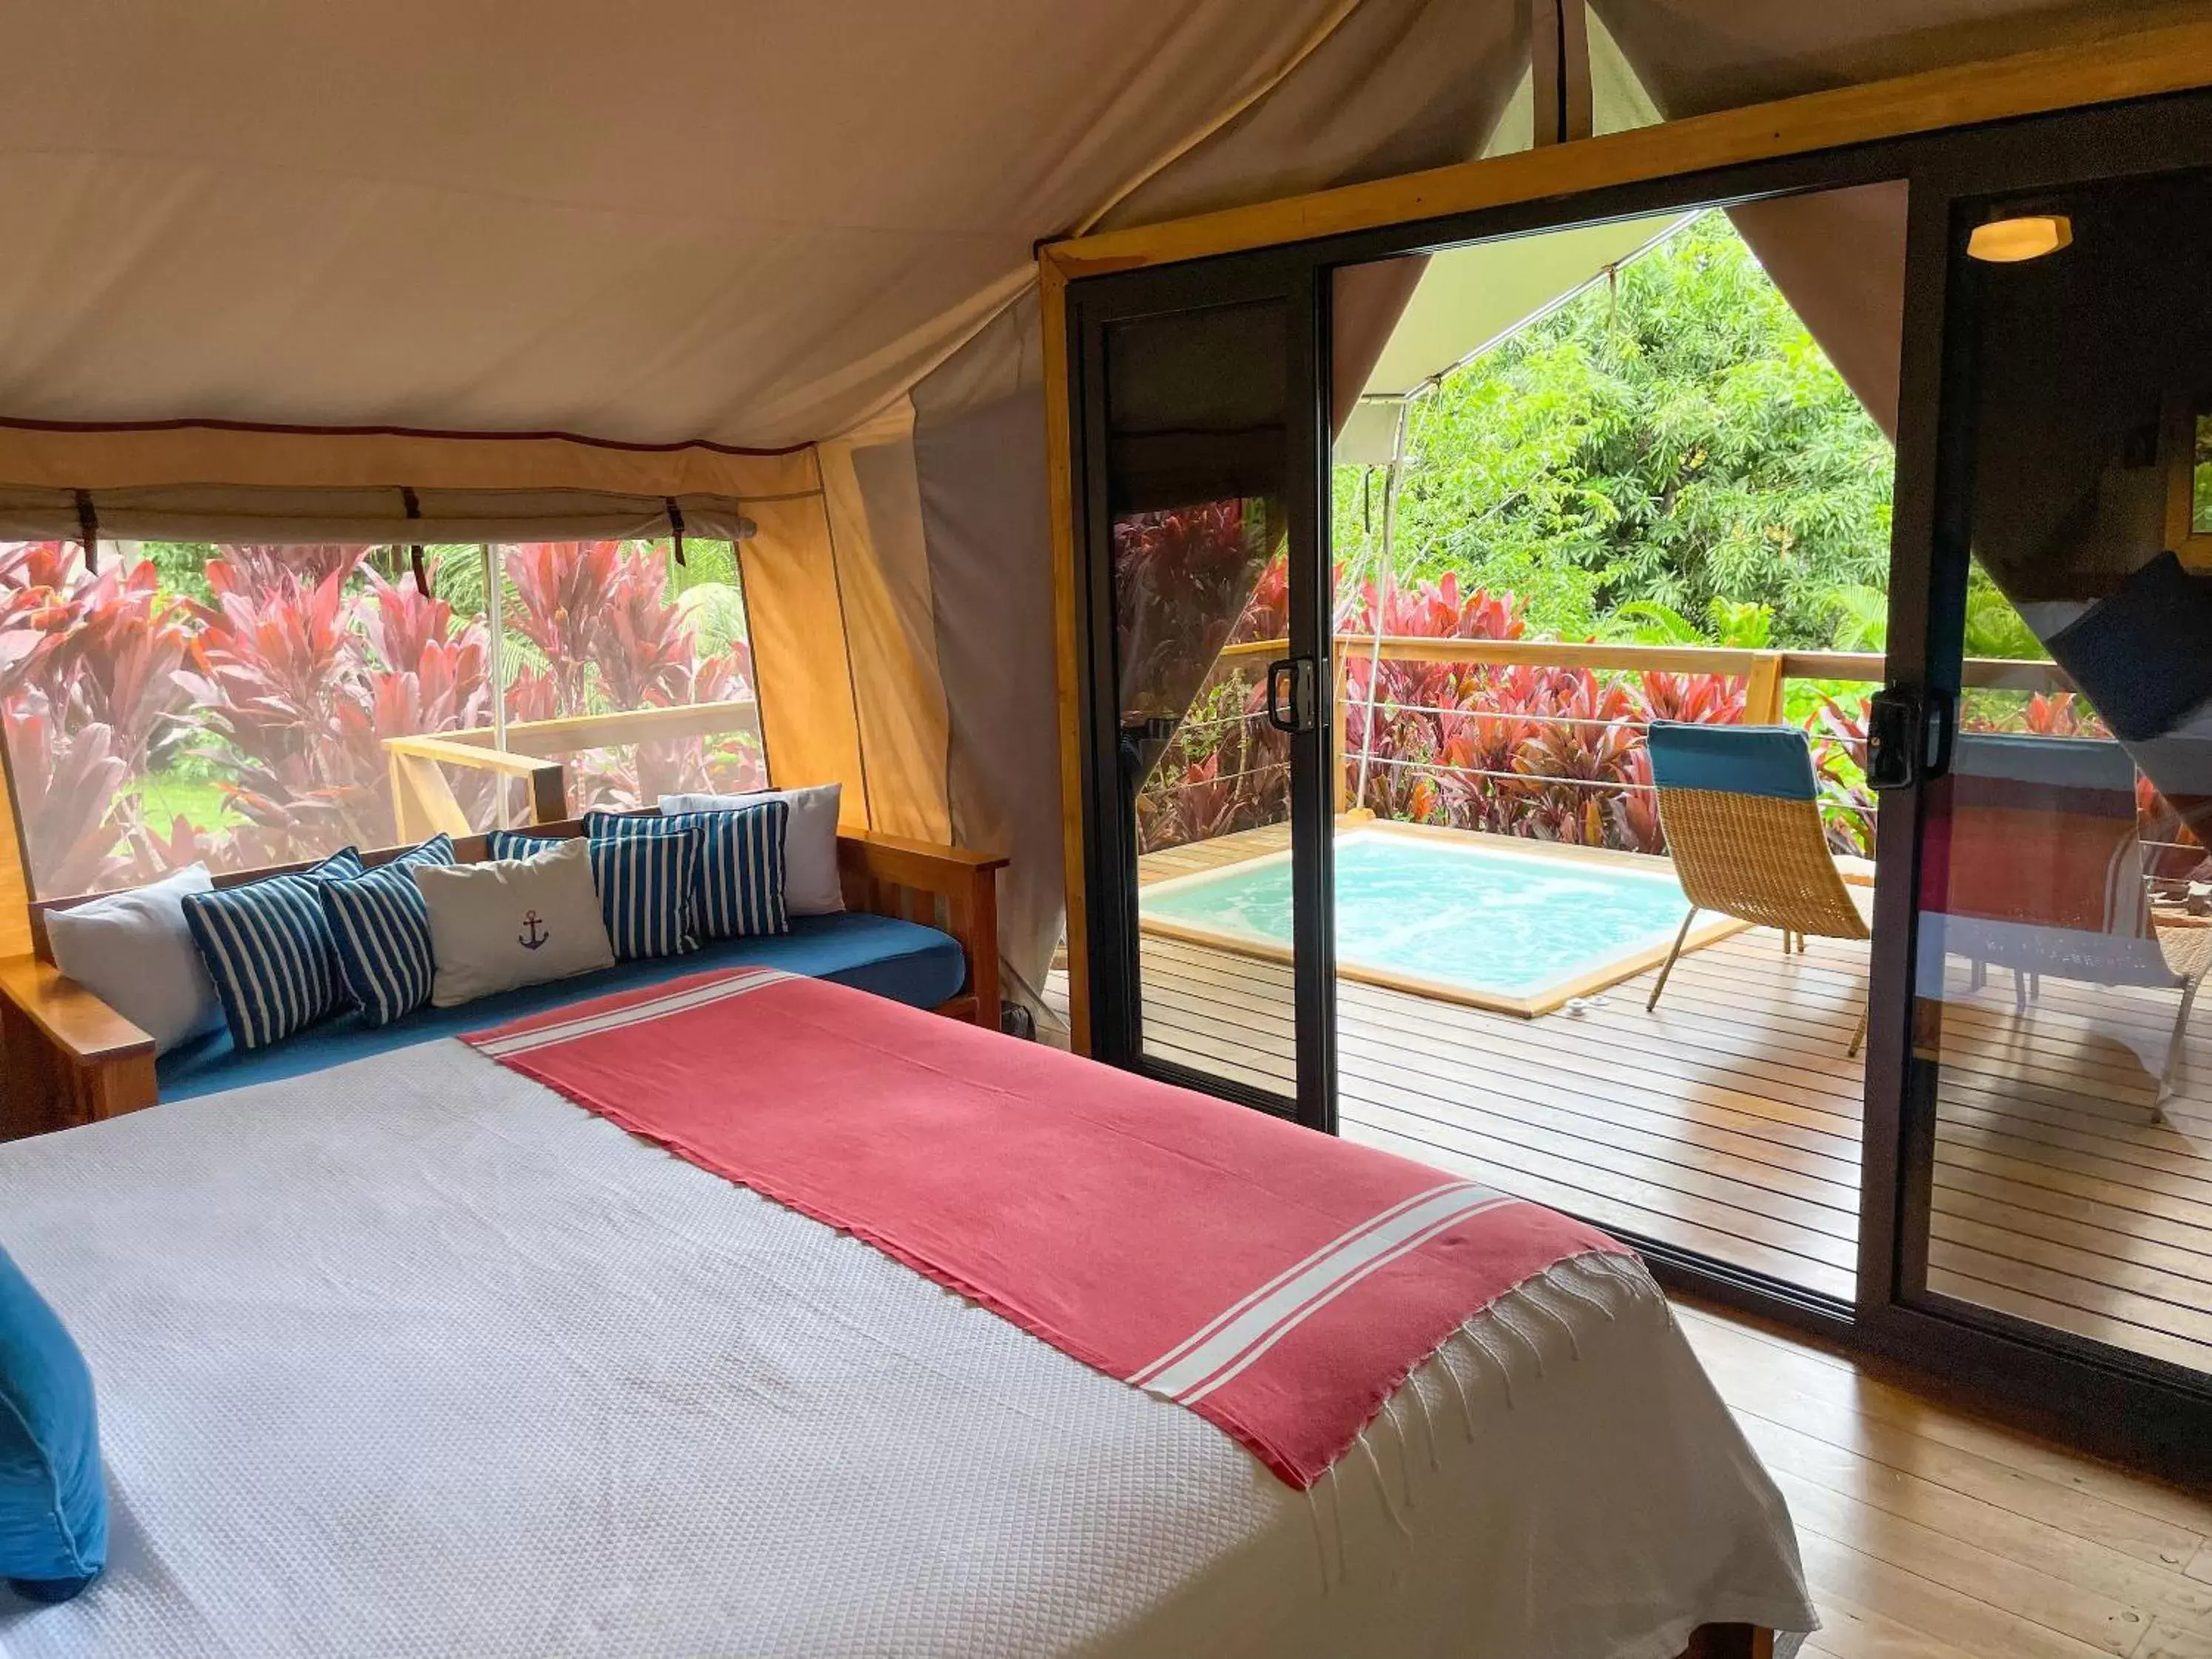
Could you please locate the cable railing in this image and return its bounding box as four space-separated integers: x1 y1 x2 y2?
1194 635 2075 818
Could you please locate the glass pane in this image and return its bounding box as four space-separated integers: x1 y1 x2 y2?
495 539 767 818
0 540 499 893
1917 166 2212 1380
1106 300 1297 1098
2194 412 2211 536
1325 195 1903 1301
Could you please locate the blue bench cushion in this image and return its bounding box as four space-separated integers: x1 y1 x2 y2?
157 912 967 1102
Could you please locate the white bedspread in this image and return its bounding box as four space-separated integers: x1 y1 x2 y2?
0 1040 1814 1659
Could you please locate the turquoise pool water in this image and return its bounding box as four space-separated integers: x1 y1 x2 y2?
1141 830 1694 1000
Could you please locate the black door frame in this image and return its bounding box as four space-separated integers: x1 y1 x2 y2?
1858 106 2212 1481
1064 87 2212 1475
1066 251 1339 1132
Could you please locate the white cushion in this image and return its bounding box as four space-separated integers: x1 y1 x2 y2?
45 865 226 1054
660 784 844 916
414 839 616 1008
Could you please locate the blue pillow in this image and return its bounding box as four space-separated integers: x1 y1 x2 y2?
181 847 365 1051
318 835 457 1028
1 1245 106 1604
491 827 699 962
589 806 788 941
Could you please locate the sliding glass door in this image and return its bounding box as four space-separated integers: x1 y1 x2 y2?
1058 78 2212 1470
1068 257 1337 1128
1884 161 2212 1405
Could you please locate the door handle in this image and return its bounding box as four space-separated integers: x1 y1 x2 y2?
1265 657 1318 734
1866 684 1957 790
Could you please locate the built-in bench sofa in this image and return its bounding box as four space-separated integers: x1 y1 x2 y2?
0 815 1005 1140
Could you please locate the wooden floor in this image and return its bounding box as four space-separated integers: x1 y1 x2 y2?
1677 1296 2212 1659
1052 824 2212 1380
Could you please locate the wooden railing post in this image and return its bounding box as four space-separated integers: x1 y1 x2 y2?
526 762 568 827
390 752 471 839
383 736 569 838
1745 650 1786 725
389 750 418 843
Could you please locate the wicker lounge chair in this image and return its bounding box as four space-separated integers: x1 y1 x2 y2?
1644 722 1871 1054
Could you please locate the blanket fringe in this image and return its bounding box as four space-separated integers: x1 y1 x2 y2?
1437 1337 1479 1441
1381 1395 1416 1511
1357 1427 1413 1546
1305 1483 1331 1596
1299 1251 1660 1595
1328 1251 1658 1486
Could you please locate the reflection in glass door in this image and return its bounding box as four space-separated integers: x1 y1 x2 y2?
1907 165 2212 1386
1075 274 1335 1125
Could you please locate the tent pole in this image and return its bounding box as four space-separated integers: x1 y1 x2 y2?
1354 400 1408 812
485 543 512 830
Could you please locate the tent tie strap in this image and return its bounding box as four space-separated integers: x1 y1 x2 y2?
665 496 687 566
74 490 98 574
400 485 429 594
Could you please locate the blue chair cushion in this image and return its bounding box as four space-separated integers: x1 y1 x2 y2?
157 912 968 1101
319 835 458 1028
181 847 366 1051
0 1245 106 1604
492 826 699 962
1646 721 1819 801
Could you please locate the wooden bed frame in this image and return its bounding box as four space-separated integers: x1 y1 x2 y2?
1680 1627 1773 1659
0 814 1006 1141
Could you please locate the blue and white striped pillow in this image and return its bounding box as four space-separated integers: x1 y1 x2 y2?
490 826 700 962
318 835 457 1028
587 806 788 941
181 847 366 1051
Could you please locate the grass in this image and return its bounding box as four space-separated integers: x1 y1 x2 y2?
129 772 241 835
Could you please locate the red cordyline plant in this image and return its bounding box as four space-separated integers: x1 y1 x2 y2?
502 541 760 810
1116 502 1277 729
175 547 498 866
1136 550 1758 858
1 535 762 894
1 543 198 892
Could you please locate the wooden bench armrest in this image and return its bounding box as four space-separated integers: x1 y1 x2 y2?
836 832 1008 1029
0 955 155 1062
0 955 160 1137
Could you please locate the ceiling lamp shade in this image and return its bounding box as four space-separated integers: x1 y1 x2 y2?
1967 214 2074 263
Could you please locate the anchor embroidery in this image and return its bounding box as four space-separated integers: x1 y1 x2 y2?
518 910 550 951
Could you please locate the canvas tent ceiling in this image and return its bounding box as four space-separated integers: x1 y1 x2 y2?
0 0 1524 450
1354 215 1689 410
1335 13 1676 463
0 0 2202 1020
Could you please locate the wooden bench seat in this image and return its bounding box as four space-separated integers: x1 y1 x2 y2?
1 820 1005 1141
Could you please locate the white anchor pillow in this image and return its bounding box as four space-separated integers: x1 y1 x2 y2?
414 837 616 1008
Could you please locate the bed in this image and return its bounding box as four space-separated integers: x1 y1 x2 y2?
0 968 1815 1659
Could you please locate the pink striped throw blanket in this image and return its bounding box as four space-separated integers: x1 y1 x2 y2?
465 967 1630 1487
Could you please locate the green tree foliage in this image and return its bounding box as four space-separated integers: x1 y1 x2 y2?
1336 212 1898 650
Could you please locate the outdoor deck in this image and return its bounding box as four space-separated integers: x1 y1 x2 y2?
1049 822 2212 1379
